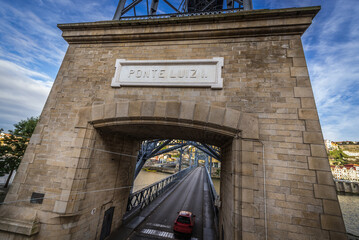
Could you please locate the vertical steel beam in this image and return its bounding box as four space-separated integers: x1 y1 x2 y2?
134 155 146 180
226 0 234 9
146 0 149 15
195 148 198 167
178 147 183 172
200 143 220 161
189 147 192 166
205 155 209 171
184 0 189 12
243 0 252 10
150 0 160 15
113 0 127 20
210 156 213 176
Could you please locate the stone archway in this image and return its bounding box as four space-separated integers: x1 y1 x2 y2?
71 101 261 240
0 7 347 240
0 101 261 240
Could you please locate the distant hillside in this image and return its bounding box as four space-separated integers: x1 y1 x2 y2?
339 144 359 151
328 142 359 165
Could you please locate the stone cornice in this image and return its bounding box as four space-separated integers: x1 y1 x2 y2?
58 6 320 44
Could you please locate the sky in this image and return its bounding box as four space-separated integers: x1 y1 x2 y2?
0 0 358 141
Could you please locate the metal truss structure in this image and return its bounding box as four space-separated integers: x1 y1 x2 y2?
127 141 221 214
113 0 252 20
133 139 221 179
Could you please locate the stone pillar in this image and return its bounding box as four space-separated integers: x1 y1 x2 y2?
0 6 347 240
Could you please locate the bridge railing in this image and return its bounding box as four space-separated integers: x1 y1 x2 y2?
126 166 194 212
204 166 219 230
333 179 359 194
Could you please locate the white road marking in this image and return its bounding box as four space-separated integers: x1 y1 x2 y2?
141 228 174 239
146 222 172 229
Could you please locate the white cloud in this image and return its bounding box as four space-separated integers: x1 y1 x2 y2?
0 60 52 131
0 0 117 131
0 3 67 71
303 0 359 141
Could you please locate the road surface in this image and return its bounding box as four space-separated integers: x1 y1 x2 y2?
127 167 216 240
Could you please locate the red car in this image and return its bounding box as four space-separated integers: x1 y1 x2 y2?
173 211 195 235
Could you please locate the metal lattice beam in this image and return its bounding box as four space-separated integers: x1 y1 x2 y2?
227 0 234 9
134 139 172 178
154 143 187 156
199 142 220 160
113 0 252 19
243 0 253 10
163 0 181 13
113 0 127 19
133 139 221 179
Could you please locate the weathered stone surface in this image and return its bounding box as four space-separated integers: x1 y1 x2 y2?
294 87 314 98
298 109 319 120
329 231 348 239
154 101 167 118
0 6 344 240
53 200 67 214
208 106 225 126
193 104 209 123
75 107 91 127
291 67 309 77
166 102 181 119
116 102 129 118
91 104 104 121
224 108 240 130
128 101 142 117
303 132 324 144
320 214 346 232
239 113 259 139
179 102 195 121
308 157 331 171
323 199 342 216
305 120 322 131
317 171 335 186
0 206 39 237
301 98 316 109
104 102 116 119
310 144 327 157
292 57 307 67
314 184 338 200
141 101 156 117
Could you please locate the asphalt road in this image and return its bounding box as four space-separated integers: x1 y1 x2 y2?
127 167 211 240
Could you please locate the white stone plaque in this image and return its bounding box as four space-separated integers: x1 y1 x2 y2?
111 58 223 89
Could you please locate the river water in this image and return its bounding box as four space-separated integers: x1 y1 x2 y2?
133 170 172 192
134 170 359 236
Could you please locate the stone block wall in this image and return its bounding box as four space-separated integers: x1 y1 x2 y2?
0 6 347 240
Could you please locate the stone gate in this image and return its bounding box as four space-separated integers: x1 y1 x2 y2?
0 6 347 240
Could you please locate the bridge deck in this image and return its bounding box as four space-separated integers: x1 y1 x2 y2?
111 167 217 240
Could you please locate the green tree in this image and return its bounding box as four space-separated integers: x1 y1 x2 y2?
0 117 39 188
328 149 350 165
12 117 39 138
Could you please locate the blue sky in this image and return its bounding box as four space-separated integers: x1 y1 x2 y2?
0 0 358 141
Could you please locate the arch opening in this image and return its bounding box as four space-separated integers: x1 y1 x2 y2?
77 113 245 240
68 101 261 240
